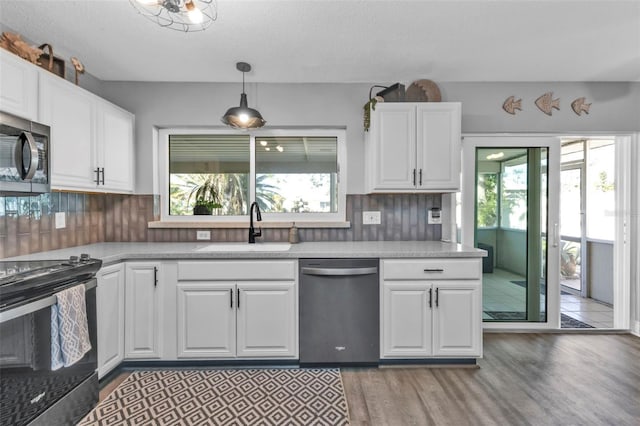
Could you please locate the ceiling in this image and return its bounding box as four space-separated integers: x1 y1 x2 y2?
1 0 639 84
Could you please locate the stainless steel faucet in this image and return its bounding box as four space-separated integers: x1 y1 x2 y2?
249 201 262 243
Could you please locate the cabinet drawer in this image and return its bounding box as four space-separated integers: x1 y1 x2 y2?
382 259 481 280
178 260 296 281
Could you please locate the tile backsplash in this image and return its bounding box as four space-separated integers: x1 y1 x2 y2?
0 192 441 258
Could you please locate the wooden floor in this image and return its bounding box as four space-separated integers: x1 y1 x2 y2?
100 333 640 426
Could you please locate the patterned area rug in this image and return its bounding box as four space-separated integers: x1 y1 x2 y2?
78 369 349 426
484 311 594 328
510 280 572 296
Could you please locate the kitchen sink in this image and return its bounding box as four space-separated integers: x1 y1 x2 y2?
195 243 292 252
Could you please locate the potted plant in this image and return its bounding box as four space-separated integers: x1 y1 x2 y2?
189 176 223 215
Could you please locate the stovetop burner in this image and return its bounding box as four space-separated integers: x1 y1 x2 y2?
0 254 102 311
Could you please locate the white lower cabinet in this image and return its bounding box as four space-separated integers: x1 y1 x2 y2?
236 282 296 357
177 282 236 358
433 283 481 356
125 262 163 359
96 263 125 378
382 282 433 357
176 260 298 359
381 259 482 358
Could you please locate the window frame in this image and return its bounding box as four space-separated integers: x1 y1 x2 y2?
157 127 347 224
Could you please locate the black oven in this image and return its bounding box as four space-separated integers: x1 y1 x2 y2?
0 256 101 426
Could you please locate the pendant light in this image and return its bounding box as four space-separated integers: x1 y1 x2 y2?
221 62 266 129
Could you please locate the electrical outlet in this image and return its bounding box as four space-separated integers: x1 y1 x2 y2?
363 211 381 225
196 230 211 240
428 208 442 225
55 212 66 229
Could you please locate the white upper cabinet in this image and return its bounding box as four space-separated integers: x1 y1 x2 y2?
0 50 39 121
39 72 97 190
95 98 134 192
366 102 461 192
36 63 134 193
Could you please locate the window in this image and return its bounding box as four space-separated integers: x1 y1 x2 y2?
476 173 498 228
586 139 615 240
500 160 528 230
158 129 346 223
255 136 338 214
169 134 250 216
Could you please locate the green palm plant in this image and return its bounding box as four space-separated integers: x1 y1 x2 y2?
189 175 223 215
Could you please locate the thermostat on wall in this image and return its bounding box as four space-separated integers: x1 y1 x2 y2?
428 207 442 225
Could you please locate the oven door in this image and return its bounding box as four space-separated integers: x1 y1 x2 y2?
0 279 97 426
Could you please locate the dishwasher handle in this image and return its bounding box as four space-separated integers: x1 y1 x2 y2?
301 267 378 276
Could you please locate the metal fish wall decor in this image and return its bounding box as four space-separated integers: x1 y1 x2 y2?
571 97 591 116
535 92 560 116
502 96 522 115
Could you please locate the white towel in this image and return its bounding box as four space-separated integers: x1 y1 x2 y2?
51 284 92 370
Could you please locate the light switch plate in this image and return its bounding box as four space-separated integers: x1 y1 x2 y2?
196 230 211 240
363 211 381 225
55 212 66 229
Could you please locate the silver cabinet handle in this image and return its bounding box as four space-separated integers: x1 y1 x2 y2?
413 169 416 186
435 288 439 307
301 267 378 276
230 288 233 308
424 268 444 273
15 131 39 180
428 288 432 308
419 169 423 186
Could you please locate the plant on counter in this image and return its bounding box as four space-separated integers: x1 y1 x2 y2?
189 175 223 215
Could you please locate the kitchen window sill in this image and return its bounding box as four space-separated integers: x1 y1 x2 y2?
147 221 351 229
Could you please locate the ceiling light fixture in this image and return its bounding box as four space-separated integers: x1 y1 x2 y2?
130 0 217 32
221 62 266 129
486 152 505 160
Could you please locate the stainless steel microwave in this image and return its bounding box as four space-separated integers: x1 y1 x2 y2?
0 111 50 195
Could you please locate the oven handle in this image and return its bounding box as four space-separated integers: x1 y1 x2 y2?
0 279 96 324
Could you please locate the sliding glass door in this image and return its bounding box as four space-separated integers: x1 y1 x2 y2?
462 137 560 328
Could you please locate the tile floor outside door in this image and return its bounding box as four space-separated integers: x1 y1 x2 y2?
482 268 613 328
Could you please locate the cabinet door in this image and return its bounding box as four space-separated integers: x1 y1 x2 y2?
368 103 417 191
236 282 297 358
125 262 162 358
39 72 97 190
97 263 125 378
432 281 481 357
0 51 38 120
416 103 461 190
176 282 236 358
96 100 134 192
382 281 432 358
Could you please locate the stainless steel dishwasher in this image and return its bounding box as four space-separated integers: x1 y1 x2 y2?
299 258 379 366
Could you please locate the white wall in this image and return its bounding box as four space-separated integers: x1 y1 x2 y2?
99 82 370 194
100 81 640 194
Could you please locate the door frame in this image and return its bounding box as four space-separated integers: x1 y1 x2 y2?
460 133 632 330
559 162 586 298
461 135 562 330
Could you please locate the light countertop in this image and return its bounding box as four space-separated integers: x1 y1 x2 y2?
3 241 486 266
